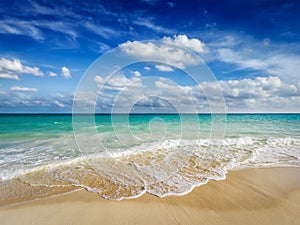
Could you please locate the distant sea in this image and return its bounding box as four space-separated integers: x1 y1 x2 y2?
0 114 300 200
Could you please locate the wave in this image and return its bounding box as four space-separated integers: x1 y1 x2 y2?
1 136 299 200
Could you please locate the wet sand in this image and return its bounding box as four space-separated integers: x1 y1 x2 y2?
1 167 300 225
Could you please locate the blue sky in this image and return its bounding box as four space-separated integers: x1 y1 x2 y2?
0 0 300 113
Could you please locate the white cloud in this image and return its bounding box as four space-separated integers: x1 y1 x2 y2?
153 76 300 112
217 48 269 72
74 90 98 107
0 2 120 44
132 71 141 77
0 58 43 76
107 77 198 113
133 18 173 34
0 58 23 72
95 75 104 84
84 22 120 39
0 73 19 80
11 86 38 92
92 74 300 113
2 71 299 113
98 42 110 53
0 18 80 41
34 21 77 39
155 64 174 72
162 35 207 53
23 65 43 76
119 35 206 69
48 71 57 77
217 47 300 81
54 100 64 107
206 33 300 81
144 66 151 71
155 78 193 96
0 90 73 111
200 76 299 112
209 76 298 99
61 67 71 79
0 19 44 40
95 73 143 91
107 74 142 88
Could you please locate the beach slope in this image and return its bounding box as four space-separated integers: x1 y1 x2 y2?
1 167 300 225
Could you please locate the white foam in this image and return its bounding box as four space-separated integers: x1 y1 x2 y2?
1 136 300 200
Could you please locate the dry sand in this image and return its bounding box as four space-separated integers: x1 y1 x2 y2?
1 167 300 225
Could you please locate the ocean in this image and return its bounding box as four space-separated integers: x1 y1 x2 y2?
0 114 300 200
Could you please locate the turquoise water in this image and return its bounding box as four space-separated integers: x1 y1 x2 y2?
0 114 300 199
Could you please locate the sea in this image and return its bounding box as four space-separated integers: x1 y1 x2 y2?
0 114 300 200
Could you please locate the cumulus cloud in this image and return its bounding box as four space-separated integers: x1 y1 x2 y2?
80 73 299 113
0 73 19 80
23 66 43 76
0 58 43 77
106 74 142 88
119 35 206 69
162 35 207 53
153 76 300 112
155 64 174 72
132 71 141 77
201 76 298 100
61 66 71 79
73 90 100 110
144 66 151 71
48 71 57 77
2 71 299 112
95 73 143 91
202 76 299 112
10 86 38 92
93 73 300 113
94 75 104 84
0 58 22 72
0 90 73 112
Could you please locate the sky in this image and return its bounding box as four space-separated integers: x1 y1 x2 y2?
0 0 300 113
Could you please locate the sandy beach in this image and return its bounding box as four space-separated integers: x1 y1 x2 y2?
1 167 300 225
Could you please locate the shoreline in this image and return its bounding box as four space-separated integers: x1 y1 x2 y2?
1 165 297 206
1 167 300 225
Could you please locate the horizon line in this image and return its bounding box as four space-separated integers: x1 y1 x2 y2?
0 112 300 115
